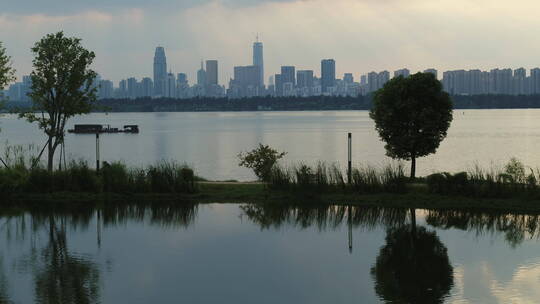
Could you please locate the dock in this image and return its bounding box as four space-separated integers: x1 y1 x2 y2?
68 124 139 134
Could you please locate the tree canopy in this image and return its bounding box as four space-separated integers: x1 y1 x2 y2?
20 32 97 171
370 72 453 178
0 41 15 94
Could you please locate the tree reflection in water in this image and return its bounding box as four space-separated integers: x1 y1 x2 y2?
31 216 101 304
0 201 199 303
372 210 454 304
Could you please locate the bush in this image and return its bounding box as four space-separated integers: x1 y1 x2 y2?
238 144 286 182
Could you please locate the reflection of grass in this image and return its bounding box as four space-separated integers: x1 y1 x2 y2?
7 182 540 213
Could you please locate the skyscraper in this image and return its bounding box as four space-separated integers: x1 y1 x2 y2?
281 66 296 87
205 60 218 96
297 70 314 88
206 60 218 85
197 61 206 87
321 59 336 93
153 46 167 97
253 37 264 87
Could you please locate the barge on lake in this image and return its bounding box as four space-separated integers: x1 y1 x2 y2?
68 124 139 134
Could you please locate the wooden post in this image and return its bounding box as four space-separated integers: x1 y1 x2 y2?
348 133 352 184
96 133 100 172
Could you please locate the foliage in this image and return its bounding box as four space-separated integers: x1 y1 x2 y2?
18 32 98 171
238 144 286 182
0 145 198 194
426 158 540 198
370 72 453 178
268 162 407 194
503 157 526 184
0 41 16 94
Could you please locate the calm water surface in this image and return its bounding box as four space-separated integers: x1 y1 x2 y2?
1 204 540 303
2 109 540 180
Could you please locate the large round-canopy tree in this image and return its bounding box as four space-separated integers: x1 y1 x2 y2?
370 73 453 178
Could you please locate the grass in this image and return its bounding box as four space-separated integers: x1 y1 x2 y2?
0 158 198 195
3 144 540 213
269 162 407 194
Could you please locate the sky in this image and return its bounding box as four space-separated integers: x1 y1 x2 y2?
2 0 540 85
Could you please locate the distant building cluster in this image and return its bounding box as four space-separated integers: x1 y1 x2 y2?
4 39 540 101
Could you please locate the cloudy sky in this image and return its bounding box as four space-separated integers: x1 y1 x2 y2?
2 0 540 85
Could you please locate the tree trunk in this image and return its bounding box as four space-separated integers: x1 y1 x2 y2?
410 157 416 179
410 208 417 237
47 137 55 172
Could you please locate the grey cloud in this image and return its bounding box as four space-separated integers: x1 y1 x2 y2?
3 0 300 15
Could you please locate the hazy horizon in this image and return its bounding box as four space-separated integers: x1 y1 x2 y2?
2 0 540 84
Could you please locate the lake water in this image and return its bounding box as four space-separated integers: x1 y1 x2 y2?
2 109 540 181
1 203 540 303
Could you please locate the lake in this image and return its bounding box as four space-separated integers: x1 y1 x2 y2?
2 109 540 181
1 203 539 303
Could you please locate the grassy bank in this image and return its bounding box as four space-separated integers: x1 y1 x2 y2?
5 182 540 213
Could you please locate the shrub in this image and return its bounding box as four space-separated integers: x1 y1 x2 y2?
238 144 286 182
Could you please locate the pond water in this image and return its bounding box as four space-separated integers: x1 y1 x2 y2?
1 203 540 303
2 109 540 181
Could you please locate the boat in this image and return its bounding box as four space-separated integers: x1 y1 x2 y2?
68 124 139 134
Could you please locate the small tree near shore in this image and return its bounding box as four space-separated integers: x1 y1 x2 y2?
19 32 97 171
238 144 286 182
0 42 15 97
370 72 453 179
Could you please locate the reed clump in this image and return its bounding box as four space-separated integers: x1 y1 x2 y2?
0 144 198 194
426 158 540 199
269 162 407 194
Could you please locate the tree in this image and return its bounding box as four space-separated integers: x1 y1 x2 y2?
238 144 286 182
0 41 16 96
20 32 97 171
370 73 453 178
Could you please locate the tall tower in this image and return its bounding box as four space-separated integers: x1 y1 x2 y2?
206 60 218 96
321 59 336 94
253 35 264 87
153 46 167 97
197 61 206 87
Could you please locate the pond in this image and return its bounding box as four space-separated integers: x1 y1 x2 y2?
1 202 539 303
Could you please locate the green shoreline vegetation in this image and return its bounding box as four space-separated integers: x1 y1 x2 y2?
3 146 540 213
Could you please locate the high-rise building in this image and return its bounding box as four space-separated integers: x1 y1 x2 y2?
321 59 336 93
153 46 167 97
164 72 176 98
394 68 410 78
253 38 264 87
297 70 314 88
275 74 283 97
177 73 188 85
531 68 540 94
281 66 296 88
98 80 114 99
140 78 153 97
232 65 262 98
197 61 207 87
127 77 138 99
206 60 218 94
343 73 354 84
424 68 438 79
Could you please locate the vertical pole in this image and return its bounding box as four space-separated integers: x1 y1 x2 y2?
348 133 352 184
348 205 353 253
96 133 100 172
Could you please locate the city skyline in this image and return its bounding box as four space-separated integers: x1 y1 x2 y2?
3 0 540 85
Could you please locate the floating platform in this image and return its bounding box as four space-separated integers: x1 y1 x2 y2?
68 124 139 134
